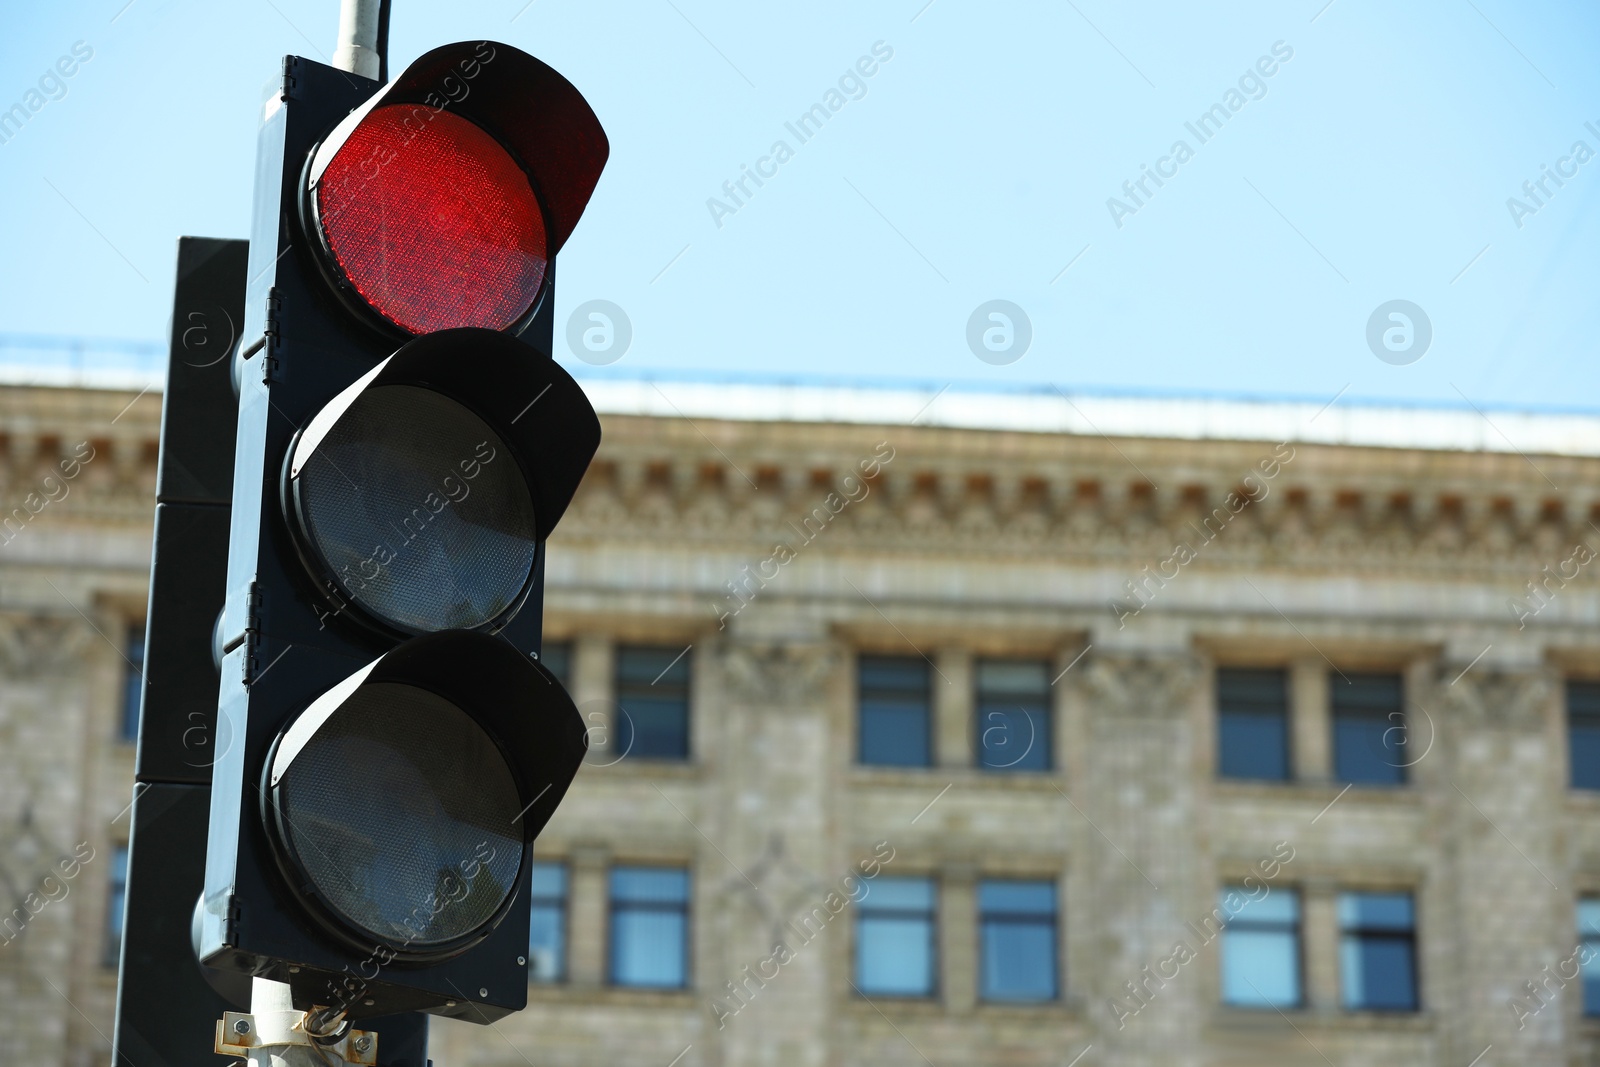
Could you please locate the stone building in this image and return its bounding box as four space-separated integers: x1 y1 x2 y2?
2 355 1599 1067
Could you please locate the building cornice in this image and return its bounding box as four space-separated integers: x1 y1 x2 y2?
4 385 1599 583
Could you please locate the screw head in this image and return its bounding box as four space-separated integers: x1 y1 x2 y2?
232 1019 251 1035
517 955 527 966
353 1036 372 1054
478 987 488 997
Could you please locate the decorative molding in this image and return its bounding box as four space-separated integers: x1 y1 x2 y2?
0 615 98 678
1080 653 1202 720
6 387 1600 576
718 642 840 708
559 444 1600 578
717 832 833 947
1434 667 1554 731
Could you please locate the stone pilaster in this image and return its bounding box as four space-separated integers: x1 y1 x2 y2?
1433 666 1563 1067
1301 879 1340 1012
1074 652 1206 1067
1291 657 1331 782
935 648 973 770
566 844 610 990
941 861 978 1013
708 636 840 1067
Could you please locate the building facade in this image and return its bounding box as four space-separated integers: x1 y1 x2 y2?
2 371 1599 1067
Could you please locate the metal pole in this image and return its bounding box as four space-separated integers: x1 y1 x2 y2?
215 978 379 1066
331 0 382 79
241 978 344 1067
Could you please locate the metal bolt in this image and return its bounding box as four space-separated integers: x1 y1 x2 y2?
232 1019 251 1035
363 998 374 1006
478 987 488 997
517 956 527 966
353 1036 372 1054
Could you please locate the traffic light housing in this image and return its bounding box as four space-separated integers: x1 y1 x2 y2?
196 42 607 1024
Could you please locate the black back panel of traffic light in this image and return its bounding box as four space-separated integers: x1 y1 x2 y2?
114 237 427 1065
138 236 245 785
201 55 554 1021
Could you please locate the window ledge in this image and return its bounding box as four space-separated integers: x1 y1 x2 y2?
845 993 944 1015
1565 790 1600 813
847 766 1064 792
587 758 703 781
527 982 697 1009
972 998 1082 1021
1209 1005 1433 1034
1211 778 1420 807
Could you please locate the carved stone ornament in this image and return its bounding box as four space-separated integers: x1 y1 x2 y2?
1435 665 1554 731
0 614 98 679
1081 653 1203 719
719 641 840 708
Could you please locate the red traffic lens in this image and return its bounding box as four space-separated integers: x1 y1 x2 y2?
313 105 549 335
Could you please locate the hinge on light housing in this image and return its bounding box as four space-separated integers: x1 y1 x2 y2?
260 288 282 384
241 581 263 684
280 56 300 102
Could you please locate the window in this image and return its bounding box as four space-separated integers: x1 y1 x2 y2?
1340 891 1418 1011
855 876 937 997
1332 674 1405 785
859 656 932 767
528 862 568 983
1568 682 1600 790
106 845 129 966
1580 898 1600 1015
1219 886 1301 1007
539 641 572 689
609 866 690 988
976 660 1051 771
615 646 690 760
120 625 145 743
979 879 1058 1001
1217 668 1289 781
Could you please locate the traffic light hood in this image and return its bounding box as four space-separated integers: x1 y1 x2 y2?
259 629 587 965
290 328 601 546
266 629 587 848
308 40 609 259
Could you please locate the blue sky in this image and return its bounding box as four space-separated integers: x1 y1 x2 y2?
0 0 1596 410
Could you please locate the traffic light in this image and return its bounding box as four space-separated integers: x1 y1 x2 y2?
195 41 607 1026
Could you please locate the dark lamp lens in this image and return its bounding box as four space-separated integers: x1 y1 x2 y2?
314 105 548 334
274 682 525 948
293 384 537 634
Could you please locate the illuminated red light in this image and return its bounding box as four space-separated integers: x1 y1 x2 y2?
313 105 548 335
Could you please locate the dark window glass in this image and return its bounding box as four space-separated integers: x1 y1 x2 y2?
106 845 129 966
1217 668 1290 781
1219 886 1301 1007
855 876 936 997
976 660 1051 772
1339 891 1418 1011
1332 674 1405 785
859 656 931 767
609 866 689 988
616 646 690 760
539 641 572 689
1569 682 1600 790
120 625 145 743
1579 898 1600 1015
529 862 567 982
979 879 1058 1001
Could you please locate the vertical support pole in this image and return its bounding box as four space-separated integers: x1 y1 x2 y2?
332 0 382 78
